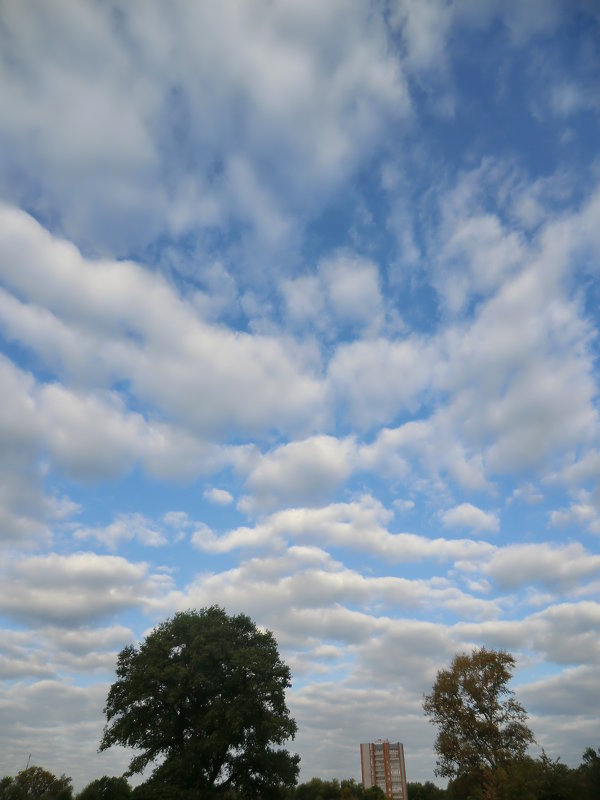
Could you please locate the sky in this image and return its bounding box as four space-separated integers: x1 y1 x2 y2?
0 0 599 791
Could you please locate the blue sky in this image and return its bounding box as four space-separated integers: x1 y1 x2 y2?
0 0 599 790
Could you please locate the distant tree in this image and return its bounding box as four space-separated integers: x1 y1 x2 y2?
579 747 600 799
100 607 299 799
340 778 362 799
361 788 385 800
423 648 534 800
76 777 131 800
294 777 340 800
0 777 20 800
6 767 73 800
535 751 580 800
340 778 384 799
290 778 384 800
492 756 539 800
407 780 446 799
501 752 577 800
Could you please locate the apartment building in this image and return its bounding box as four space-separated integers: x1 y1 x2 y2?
360 740 408 800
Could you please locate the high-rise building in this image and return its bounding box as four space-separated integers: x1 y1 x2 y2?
360 740 408 800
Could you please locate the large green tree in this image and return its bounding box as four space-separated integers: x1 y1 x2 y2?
423 648 534 799
100 607 299 799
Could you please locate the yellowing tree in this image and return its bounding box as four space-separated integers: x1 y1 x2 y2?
423 647 534 799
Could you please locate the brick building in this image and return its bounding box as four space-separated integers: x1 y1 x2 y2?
360 740 408 800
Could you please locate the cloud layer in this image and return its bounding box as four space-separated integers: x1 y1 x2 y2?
1 0 599 791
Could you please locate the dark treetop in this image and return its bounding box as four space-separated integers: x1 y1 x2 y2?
100 607 299 799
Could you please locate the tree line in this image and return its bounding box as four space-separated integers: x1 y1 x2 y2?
421 646 600 799
407 748 600 800
1 609 598 800
3 755 599 800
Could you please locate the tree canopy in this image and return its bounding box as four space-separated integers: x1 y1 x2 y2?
100 606 299 799
0 767 72 800
290 778 384 800
76 777 131 800
579 747 600 798
423 647 534 798
406 781 446 800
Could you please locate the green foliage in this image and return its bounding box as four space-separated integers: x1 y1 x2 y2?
407 780 446 800
100 606 299 799
294 777 341 800
423 647 534 796
76 777 131 800
290 778 384 800
493 756 540 800
530 751 580 800
363 789 385 800
0 777 19 800
443 747 600 800
579 747 600 800
0 767 73 800
341 779 384 800
340 779 364 800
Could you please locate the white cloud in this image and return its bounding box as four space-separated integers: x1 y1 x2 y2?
441 503 500 534
0 680 131 793
556 449 600 487
389 0 455 72
522 664 600 717
0 623 134 680
240 435 357 512
551 503 597 527
223 154 296 250
393 498 415 513
360 418 488 492
192 496 495 566
204 488 234 506
282 252 384 337
437 212 525 312
550 491 600 534
281 275 325 328
507 483 544 505
0 553 171 626
290 680 438 784
0 628 56 680
39 384 148 480
0 4 599 788
389 0 568 74
0 206 326 437
0 354 245 549
3 180 599 503
484 542 600 592
528 602 600 665
74 513 168 550
328 337 432 428
433 189 600 476
321 254 384 331
174 548 499 657
549 82 595 116
0 1 409 256
0 355 75 543
457 601 600 666
323 181 600 498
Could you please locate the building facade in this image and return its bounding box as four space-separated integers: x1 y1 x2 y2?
360 740 408 800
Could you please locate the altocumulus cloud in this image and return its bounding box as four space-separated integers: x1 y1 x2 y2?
0 0 600 791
